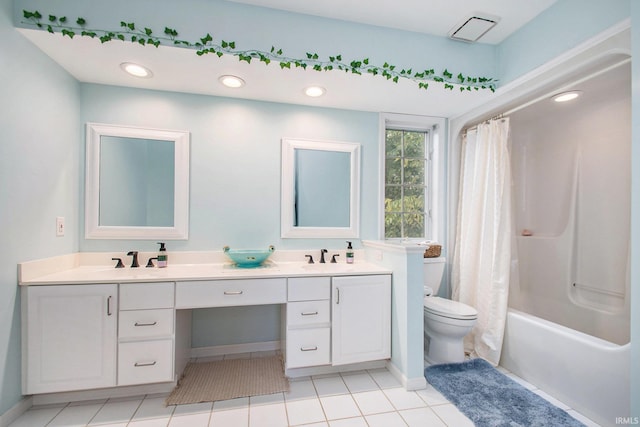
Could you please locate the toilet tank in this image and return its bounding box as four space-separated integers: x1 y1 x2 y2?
424 257 446 295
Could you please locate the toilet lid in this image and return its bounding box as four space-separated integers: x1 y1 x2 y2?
424 297 478 319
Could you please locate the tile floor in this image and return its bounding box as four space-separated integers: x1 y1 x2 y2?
8 352 601 427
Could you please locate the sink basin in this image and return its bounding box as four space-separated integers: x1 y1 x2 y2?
223 245 275 268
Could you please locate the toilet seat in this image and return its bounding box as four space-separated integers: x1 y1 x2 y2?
424 296 477 320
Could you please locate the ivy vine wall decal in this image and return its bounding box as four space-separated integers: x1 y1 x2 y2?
23 10 496 93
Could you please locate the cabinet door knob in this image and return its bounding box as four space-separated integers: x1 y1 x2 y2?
107 295 113 316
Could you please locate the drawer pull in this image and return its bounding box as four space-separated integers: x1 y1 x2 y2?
301 311 319 316
224 291 244 295
134 361 157 367
300 346 318 352
107 295 113 316
134 321 158 327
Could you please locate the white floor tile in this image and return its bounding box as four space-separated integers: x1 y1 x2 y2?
171 402 213 416
504 372 537 390
132 396 175 421
250 392 285 406
430 403 474 427
532 388 570 410
399 407 446 427
365 411 408 427
328 416 368 427
48 401 104 426
285 379 317 401
351 390 395 415
382 388 427 410
319 395 361 420
89 397 143 425
249 402 288 427
7 407 63 427
340 372 379 393
168 412 211 427
213 396 249 411
567 410 601 427
285 398 326 426
209 407 249 426
367 368 402 389
415 383 449 406
313 375 349 397
128 418 171 427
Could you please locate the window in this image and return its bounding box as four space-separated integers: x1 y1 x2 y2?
384 129 431 238
380 113 442 241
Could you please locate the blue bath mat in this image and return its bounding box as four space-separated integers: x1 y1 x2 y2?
425 358 585 427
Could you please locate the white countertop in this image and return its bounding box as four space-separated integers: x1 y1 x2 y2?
19 251 391 285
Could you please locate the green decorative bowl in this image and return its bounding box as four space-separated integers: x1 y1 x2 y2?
223 245 275 268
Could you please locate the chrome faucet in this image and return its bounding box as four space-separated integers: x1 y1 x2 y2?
127 251 139 268
320 249 328 264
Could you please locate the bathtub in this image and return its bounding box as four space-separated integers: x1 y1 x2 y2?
500 309 630 426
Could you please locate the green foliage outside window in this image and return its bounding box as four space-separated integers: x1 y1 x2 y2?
385 130 428 238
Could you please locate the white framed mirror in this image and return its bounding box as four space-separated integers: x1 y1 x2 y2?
85 123 190 239
281 138 360 238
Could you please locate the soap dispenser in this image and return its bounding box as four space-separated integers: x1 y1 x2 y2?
346 241 354 264
157 242 168 268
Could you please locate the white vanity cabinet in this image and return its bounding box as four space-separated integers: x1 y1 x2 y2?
332 275 391 365
118 282 175 386
285 277 331 368
22 284 118 394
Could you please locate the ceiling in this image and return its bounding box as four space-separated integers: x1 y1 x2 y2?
19 0 558 118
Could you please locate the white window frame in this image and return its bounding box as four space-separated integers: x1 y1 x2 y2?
379 113 444 242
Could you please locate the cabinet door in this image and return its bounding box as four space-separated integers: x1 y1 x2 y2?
332 275 391 366
23 284 117 394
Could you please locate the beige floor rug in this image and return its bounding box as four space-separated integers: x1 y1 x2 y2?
166 356 290 405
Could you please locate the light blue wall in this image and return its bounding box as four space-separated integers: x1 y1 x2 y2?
498 0 630 85
0 0 80 414
78 83 380 253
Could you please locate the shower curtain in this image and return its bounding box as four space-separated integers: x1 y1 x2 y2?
452 118 512 365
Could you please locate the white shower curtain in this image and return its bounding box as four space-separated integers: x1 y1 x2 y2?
452 118 512 365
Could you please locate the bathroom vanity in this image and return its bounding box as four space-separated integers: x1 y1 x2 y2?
19 253 391 396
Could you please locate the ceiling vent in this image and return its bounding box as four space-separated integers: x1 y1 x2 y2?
448 14 500 43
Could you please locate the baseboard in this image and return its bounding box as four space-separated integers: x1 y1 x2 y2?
285 360 386 378
31 381 176 406
0 396 33 427
385 360 427 391
190 340 281 358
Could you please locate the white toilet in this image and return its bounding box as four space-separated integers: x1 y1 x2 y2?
423 257 478 364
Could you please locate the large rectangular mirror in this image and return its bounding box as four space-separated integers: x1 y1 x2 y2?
281 138 360 238
85 123 190 239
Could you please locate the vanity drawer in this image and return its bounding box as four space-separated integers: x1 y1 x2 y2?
288 277 330 302
287 300 330 327
175 278 287 309
120 282 174 310
286 328 330 368
118 339 173 386
119 309 174 340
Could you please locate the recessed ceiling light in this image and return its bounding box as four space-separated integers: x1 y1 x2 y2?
219 75 245 88
120 62 153 78
304 86 326 97
552 91 582 103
